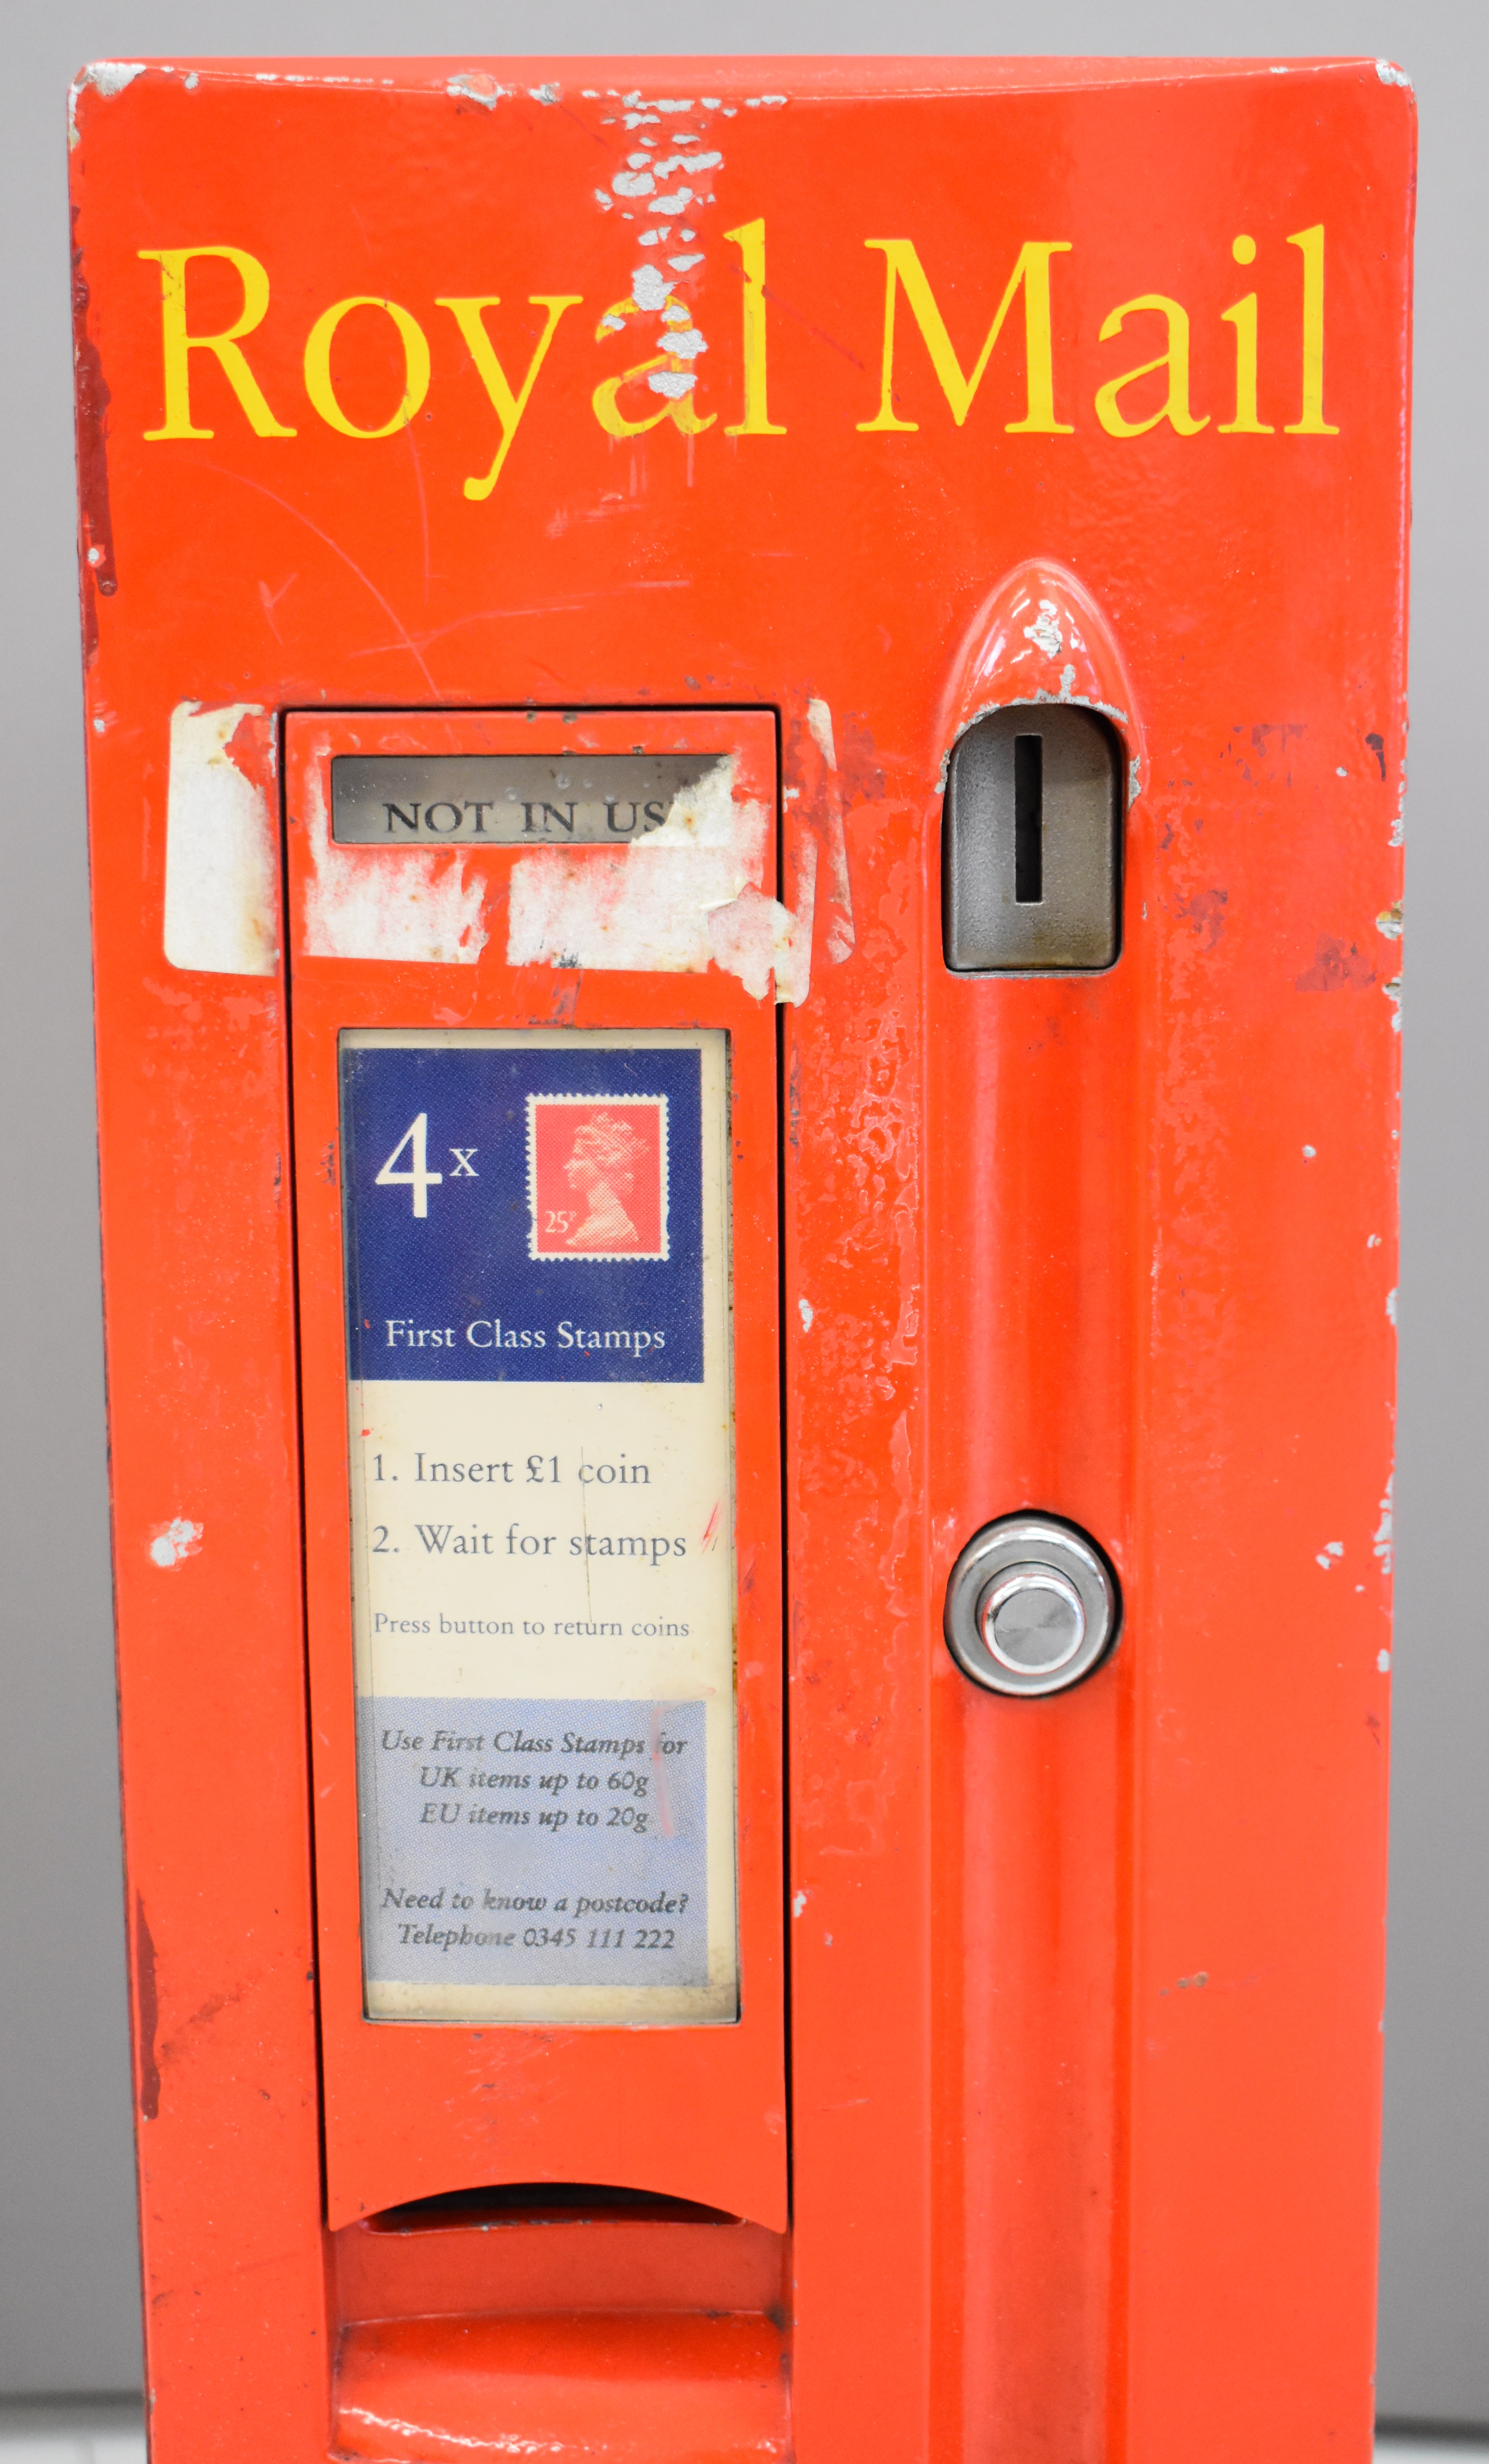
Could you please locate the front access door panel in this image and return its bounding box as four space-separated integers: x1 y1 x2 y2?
285 707 786 2231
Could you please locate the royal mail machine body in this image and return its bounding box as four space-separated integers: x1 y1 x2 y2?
70 51 1413 2464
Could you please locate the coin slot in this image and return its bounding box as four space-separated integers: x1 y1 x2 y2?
1013 736 1044 904
942 704 1122 972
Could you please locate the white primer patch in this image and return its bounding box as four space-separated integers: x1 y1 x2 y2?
150 1517 203 1569
632 264 673 311
69 60 146 144
300 761 488 965
507 755 809 1003
806 698 837 772
163 702 279 977
446 73 505 107
1374 1480 1394 1576
1024 600 1063 658
793 699 853 968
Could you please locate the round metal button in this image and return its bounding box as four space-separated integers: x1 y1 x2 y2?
981 1564 1086 1675
944 1514 1119 1698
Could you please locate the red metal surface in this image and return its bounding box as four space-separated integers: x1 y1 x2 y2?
333 2312 790 2463
335 2203 787 2323
72 53 1411 2464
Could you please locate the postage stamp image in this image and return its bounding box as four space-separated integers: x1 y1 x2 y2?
527 1094 669 1261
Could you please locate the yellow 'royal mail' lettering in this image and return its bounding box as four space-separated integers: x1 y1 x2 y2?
856 239 1074 435
1094 293 1208 438
1219 235 1274 434
1284 226 1339 435
303 296 431 440
437 296 585 498
723 219 786 437
139 245 296 440
135 226 1342 479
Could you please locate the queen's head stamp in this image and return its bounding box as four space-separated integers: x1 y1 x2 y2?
528 1094 669 1261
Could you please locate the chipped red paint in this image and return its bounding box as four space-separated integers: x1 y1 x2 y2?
132 1896 160 2124
70 205 116 655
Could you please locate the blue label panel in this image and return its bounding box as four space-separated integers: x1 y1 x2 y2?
358 1696 708 1989
341 1042 704 1383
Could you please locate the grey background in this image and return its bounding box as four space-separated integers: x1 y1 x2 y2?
1 0 1480 2428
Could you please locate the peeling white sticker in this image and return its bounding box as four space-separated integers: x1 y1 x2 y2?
300 760 488 965
506 755 808 1004
163 702 279 977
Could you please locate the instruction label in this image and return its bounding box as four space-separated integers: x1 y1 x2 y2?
340 1029 737 2025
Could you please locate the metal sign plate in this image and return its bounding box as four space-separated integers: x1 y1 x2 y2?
340 1026 737 2025
331 753 723 843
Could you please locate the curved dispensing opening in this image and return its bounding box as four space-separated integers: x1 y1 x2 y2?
335 2174 788 2331
364 2180 747 2233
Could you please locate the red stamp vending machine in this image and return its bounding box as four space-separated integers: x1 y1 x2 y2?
70 53 1413 2464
